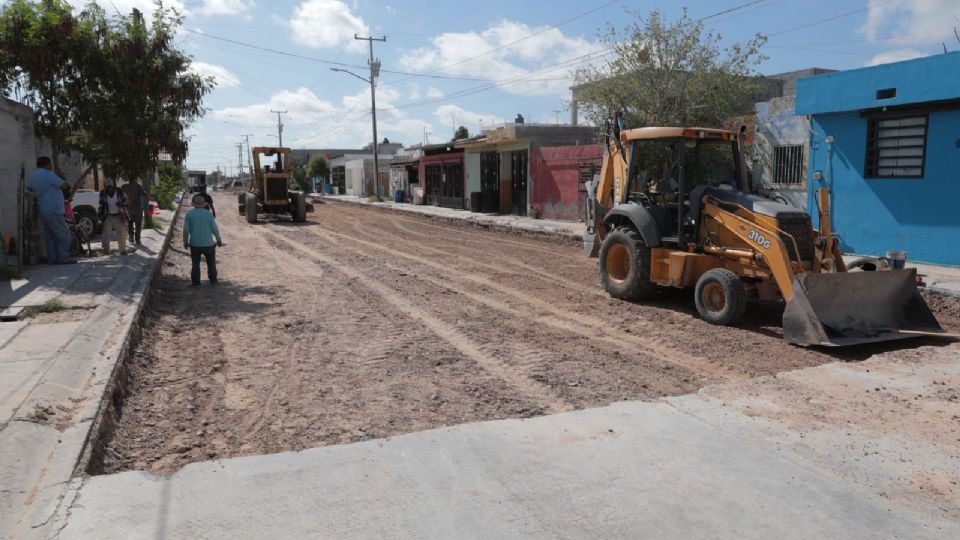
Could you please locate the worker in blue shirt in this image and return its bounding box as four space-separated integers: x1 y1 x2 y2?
26 156 75 264
183 193 223 286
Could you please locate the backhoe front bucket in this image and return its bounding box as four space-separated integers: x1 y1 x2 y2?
783 269 944 347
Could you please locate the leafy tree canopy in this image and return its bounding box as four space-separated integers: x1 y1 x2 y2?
306 153 329 179
574 8 766 130
453 125 469 140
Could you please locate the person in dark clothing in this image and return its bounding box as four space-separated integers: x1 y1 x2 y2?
200 189 216 217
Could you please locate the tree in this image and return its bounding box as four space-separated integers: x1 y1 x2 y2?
289 163 311 193
574 8 766 130
453 125 469 140
77 5 211 194
306 153 329 180
0 0 95 171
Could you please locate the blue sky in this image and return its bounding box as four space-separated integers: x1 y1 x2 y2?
66 1 960 174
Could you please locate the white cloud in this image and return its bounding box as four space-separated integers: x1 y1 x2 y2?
196 0 256 16
213 87 337 126
860 0 958 45
191 62 240 87
865 48 927 67
426 87 444 99
290 0 369 51
398 20 598 97
434 104 500 130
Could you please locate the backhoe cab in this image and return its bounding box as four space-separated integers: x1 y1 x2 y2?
585 114 943 346
238 146 312 223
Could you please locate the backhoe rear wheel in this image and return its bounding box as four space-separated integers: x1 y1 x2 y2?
598 226 654 300
694 268 747 326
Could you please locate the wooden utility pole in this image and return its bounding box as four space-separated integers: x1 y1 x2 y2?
355 33 386 199
270 110 287 149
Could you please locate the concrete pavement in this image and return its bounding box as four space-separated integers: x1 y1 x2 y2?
56 345 959 539
0 210 176 540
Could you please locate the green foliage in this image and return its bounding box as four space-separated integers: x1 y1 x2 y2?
0 0 94 167
25 298 65 317
453 125 469 140
290 163 310 193
153 162 182 210
574 8 767 130
306 153 329 180
0 1 212 182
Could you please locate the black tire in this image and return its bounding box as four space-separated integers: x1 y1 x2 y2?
74 208 98 238
245 197 258 223
598 226 654 300
291 192 307 223
694 268 747 326
846 257 885 272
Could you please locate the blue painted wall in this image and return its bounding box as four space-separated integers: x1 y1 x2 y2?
799 53 960 266
806 108 960 266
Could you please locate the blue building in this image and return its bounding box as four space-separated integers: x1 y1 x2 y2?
796 52 960 266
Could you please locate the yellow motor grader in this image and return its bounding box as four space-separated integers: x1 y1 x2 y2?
239 146 311 223
584 115 944 346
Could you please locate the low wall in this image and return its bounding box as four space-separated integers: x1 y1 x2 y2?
530 145 601 222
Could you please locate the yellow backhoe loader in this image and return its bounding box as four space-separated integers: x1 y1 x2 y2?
584 114 944 346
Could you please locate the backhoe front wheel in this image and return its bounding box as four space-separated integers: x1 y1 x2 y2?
598 227 654 300
694 268 747 326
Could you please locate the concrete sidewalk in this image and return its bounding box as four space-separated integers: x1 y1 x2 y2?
56 345 959 539
0 210 176 540
321 194 960 296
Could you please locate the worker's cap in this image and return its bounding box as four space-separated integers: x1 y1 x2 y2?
192 194 208 207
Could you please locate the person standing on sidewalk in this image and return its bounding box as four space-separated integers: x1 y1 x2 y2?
26 156 76 265
183 193 222 286
98 182 129 255
121 179 146 246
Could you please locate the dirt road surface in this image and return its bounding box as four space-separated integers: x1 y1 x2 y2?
95 192 960 475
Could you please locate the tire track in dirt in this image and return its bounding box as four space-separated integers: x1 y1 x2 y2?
265 230 572 414
296 221 747 382
376 217 608 297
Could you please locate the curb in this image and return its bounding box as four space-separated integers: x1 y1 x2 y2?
320 196 583 246
73 202 184 475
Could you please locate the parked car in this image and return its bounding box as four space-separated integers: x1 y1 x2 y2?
70 189 100 238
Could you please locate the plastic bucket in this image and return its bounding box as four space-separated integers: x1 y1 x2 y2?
885 250 907 270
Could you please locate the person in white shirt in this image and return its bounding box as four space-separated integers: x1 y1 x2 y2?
98 182 129 255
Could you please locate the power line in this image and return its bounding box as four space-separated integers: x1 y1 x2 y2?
390 0 622 84
765 0 900 38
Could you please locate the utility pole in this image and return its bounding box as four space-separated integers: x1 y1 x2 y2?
242 134 253 186
270 110 287 148
236 142 245 183
355 33 386 199
553 110 562 125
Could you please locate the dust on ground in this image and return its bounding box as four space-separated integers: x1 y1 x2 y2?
96 193 960 475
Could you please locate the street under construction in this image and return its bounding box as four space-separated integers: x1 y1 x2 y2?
93 193 960 476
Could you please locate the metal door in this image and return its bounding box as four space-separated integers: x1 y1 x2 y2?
511 150 528 216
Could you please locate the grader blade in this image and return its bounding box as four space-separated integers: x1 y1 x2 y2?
783 269 944 347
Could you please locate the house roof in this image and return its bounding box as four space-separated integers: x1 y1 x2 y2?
796 51 960 115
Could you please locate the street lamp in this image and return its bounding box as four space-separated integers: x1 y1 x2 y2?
332 62 383 200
